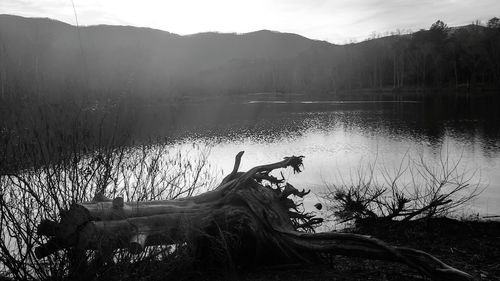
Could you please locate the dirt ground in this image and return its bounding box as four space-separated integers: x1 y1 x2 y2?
70 218 500 281
193 218 500 281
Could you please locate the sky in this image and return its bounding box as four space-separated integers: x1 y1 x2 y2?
0 0 499 44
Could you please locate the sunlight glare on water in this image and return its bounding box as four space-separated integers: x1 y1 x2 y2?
156 102 500 221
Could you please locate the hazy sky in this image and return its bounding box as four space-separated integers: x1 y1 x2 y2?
1 0 498 43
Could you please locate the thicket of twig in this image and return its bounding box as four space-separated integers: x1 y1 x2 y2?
323 150 483 225
0 100 216 280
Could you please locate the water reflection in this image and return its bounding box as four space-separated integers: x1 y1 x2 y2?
134 100 500 217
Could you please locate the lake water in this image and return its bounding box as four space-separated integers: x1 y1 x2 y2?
134 99 500 220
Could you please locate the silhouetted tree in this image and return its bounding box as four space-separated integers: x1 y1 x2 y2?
487 17 500 29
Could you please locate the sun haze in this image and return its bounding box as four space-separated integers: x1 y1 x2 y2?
1 0 499 43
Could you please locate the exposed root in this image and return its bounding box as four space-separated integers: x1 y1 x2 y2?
35 152 472 280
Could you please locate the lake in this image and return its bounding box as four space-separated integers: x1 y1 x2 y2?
133 98 500 220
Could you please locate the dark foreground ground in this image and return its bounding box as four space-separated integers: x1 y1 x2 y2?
243 218 499 281
100 218 500 281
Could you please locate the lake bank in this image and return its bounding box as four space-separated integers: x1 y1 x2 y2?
2 98 499 280
44 218 498 281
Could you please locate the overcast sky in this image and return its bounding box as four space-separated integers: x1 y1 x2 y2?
1 0 498 43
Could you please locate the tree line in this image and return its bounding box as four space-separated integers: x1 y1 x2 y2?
0 16 499 102
202 18 500 97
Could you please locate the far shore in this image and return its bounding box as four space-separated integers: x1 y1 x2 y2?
127 87 500 106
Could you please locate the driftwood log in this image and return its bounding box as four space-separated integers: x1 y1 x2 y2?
36 152 473 280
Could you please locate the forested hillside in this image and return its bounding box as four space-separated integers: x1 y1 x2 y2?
0 15 499 101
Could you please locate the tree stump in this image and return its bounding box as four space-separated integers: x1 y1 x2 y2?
36 152 473 281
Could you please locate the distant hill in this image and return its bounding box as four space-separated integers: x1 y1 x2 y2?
0 14 333 99
0 14 499 100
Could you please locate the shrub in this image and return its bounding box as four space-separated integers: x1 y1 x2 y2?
0 99 217 280
323 150 483 225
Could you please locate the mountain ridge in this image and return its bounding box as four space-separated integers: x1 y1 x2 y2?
0 14 330 44
0 14 333 98
0 14 498 100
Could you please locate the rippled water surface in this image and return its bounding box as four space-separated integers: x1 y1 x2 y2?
135 99 500 217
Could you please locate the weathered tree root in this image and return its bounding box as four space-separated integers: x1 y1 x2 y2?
36 152 473 281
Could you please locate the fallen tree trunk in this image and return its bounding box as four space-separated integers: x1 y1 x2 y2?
36 152 473 281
